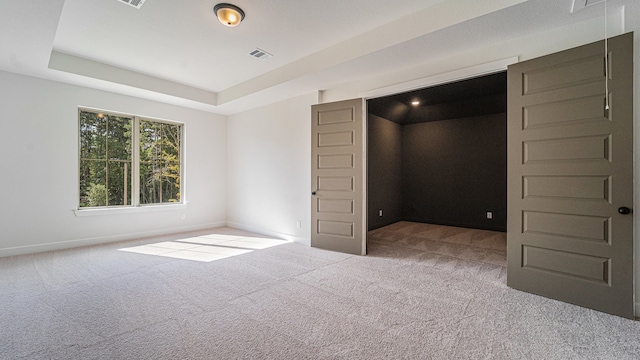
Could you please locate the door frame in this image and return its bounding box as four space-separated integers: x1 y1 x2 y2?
360 58 519 100
353 58 518 248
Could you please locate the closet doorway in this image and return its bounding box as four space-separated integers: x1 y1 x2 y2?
366 72 507 233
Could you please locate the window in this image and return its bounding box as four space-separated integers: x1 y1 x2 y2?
79 109 183 208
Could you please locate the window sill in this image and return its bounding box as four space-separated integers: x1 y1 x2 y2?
74 203 187 217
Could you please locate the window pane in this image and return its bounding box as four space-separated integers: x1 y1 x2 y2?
160 123 181 161
79 159 107 207
79 111 106 160
139 161 160 204
163 160 181 203
79 110 132 208
107 115 133 161
107 160 132 206
139 162 180 204
139 120 181 204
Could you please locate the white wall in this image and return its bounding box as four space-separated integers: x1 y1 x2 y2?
227 92 317 245
0 70 227 256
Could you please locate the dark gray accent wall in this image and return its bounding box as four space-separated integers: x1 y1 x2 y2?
367 115 403 230
401 113 507 231
367 72 507 232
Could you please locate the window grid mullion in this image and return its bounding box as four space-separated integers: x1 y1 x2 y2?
132 116 141 207
105 117 109 206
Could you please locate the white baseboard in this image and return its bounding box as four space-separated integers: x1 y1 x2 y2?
0 221 227 258
226 221 310 246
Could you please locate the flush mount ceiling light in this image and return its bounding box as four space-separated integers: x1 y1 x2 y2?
214 3 245 27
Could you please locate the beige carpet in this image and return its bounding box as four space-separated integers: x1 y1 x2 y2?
1 222 639 359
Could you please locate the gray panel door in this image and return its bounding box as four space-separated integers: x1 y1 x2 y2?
311 99 366 255
507 33 634 318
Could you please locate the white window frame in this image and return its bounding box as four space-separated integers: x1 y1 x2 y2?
75 107 186 216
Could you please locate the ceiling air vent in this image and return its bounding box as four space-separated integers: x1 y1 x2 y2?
571 0 605 13
119 0 145 9
249 48 273 61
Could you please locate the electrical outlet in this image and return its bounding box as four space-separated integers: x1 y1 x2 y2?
181 214 186 220
379 209 383 217
296 221 301 229
486 212 493 219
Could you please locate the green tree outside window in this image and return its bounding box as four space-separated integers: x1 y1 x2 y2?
79 109 182 208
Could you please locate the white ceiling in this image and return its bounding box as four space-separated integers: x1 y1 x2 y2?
0 0 630 115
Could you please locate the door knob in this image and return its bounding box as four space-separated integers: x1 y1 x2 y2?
312 191 317 196
618 207 631 215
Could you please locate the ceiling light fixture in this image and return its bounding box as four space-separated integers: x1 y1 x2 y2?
214 3 245 27
411 101 420 106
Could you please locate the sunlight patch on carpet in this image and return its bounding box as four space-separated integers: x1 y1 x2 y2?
118 234 290 262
